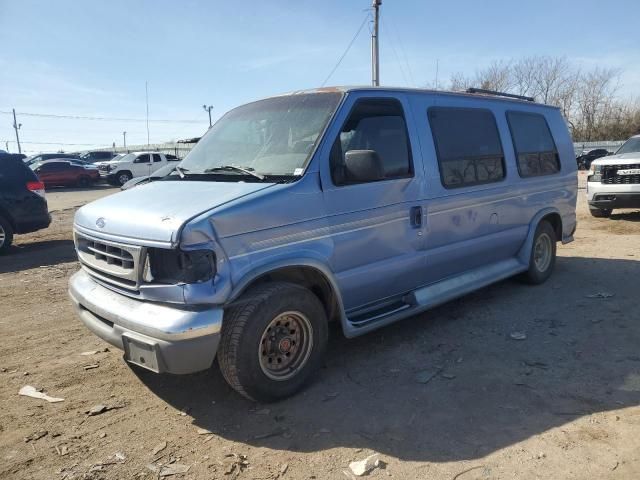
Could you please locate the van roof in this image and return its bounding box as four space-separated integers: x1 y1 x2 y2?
282 86 560 109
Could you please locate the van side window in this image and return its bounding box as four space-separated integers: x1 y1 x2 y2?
428 107 505 189
331 98 412 185
507 111 560 177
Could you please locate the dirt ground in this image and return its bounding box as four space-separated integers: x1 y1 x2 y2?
1 174 639 480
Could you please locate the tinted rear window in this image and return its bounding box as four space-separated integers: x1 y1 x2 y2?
428 107 505 188
0 157 38 185
507 112 560 177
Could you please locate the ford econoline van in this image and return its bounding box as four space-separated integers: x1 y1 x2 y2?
69 87 577 402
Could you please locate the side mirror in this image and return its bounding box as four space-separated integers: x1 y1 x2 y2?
344 149 385 183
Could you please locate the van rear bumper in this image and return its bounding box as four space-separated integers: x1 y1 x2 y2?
68 270 222 374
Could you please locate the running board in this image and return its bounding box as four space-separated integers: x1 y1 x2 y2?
342 258 527 338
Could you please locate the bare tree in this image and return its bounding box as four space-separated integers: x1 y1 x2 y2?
575 67 619 141
446 56 637 141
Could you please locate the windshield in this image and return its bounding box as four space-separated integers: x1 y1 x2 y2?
616 137 640 155
112 153 132 163
179 92 342 177
152 164 175 178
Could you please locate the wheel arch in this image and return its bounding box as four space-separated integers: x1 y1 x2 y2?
228 260 345 326
517 208 562 265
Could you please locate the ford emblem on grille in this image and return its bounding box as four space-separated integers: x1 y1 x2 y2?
96 217 106 228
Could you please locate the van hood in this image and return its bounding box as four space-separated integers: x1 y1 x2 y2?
74 180 275 246
592 152 640 166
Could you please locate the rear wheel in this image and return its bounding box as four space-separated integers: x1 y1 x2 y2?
217 282 328 402
77 176 90 187
116 171 132 186
589 206 612 218
0 215 14 254
520 220 556 285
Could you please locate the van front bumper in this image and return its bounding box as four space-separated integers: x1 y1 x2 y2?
68 270 222 374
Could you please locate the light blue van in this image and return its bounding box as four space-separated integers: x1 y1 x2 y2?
69 87 577 401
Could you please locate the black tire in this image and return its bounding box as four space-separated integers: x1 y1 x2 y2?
217 282 328 402
589 207 612 218
116 171 132 186
520 220 556 285
77 176 90 187
0 215 14 254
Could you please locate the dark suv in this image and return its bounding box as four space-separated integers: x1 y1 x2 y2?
78 151 116 163
0 154 51 253
576 148 610 169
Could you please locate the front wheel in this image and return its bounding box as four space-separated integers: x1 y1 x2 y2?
116 171 132 186
217 282 328 402
520 220 556 285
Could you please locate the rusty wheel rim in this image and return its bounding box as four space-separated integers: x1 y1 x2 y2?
258 311 313 381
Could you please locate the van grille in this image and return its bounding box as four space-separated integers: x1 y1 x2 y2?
601 164 640 185
74 232 143 291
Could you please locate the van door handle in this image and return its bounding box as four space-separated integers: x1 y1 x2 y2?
410 206 422 228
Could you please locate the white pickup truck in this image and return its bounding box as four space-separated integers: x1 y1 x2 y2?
97 152 180 186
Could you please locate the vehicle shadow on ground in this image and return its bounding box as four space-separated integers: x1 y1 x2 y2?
0 240 76 273
610 210 640 222
134 255 640 462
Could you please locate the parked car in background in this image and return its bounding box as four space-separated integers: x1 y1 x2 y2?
96 152 177 186
120 164 176 190
576 148 610 169
24 152 80 166
78 151 116 164
0 153 50 253
69 87 577 402
615 134 640 155
30 160 100 187
587 149 640 217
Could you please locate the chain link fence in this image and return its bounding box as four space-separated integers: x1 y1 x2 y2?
573 141 625 156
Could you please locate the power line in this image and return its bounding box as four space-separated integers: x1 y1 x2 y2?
0 110 202 124
381 15 416 87
380 16 410 87
5 140 104 146
321 12 371 87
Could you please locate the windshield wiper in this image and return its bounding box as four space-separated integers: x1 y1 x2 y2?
174 165 189 178
203 165 265 180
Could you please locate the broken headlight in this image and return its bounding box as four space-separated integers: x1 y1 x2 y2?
143 248 216 284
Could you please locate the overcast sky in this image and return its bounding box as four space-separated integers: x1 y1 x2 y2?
1 0 638 154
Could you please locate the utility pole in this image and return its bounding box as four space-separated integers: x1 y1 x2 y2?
371 0 381 87
12 109 22 154
4 141 9 152
202 105 213 127
122 131 127 149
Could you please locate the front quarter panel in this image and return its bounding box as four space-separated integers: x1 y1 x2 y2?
205 173 335 304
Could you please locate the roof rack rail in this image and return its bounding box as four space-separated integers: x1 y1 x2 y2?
466 88 535 102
